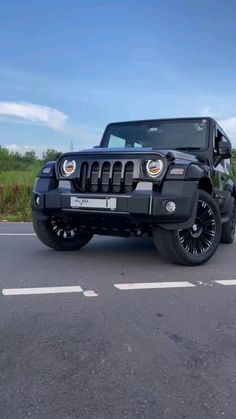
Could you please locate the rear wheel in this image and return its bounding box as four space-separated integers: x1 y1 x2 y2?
221 197 236 243
33 213 93 251
153 190 222 266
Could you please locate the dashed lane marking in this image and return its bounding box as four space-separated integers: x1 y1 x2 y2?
0 233 35 236
2 280 236 300
2 286 83 296
215 280 236 286
83 290 99 297
114 279 236 291
114 281 196 290
2 286 98 297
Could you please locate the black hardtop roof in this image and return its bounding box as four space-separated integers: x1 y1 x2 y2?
106 116 215 126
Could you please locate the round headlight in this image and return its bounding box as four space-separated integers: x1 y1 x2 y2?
62 160 76 176
146 159 164 178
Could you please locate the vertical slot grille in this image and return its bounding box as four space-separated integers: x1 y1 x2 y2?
75 160 136 193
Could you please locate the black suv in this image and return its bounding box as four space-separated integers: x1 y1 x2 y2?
32 117 236 266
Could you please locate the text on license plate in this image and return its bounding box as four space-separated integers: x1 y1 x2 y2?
70 197 117 210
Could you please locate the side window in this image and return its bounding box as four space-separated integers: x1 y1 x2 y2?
214 127 232 173
216 160 225 171
225 158 231 174
215 129 224 171
214 128 226 171
214 128 221 153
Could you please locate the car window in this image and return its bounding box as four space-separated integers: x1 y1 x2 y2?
109 135 126 148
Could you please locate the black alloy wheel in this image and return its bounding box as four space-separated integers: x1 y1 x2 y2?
178 200 216 256
50 217 81 240
153 190 222 266
32 212 93 251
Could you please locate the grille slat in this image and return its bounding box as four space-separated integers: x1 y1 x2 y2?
124 161 134 192
101 162 110 193
75 160 136 194
80 162 88 191
112 162 122 193
90 162 99 192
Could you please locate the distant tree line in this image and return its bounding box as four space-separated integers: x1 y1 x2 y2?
0 147 62 171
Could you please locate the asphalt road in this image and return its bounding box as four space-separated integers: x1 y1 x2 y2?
1 223 236 419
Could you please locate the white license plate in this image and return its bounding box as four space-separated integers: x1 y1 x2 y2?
70 197 117 210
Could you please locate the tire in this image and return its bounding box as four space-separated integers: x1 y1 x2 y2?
221 197 236 243
32 213 93 251
153 190 222 266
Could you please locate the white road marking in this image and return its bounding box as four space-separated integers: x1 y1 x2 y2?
2 286 83 296
114 281 196 290
2 279 236 299
0 233 35 236
83 290 98 297
215 280 236 286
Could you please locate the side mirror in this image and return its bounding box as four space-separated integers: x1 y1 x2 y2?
218 138 232 158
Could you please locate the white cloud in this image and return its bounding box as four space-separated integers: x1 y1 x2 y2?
0 100 101 149
0 101 68 131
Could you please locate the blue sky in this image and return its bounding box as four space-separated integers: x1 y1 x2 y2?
1 0 236 154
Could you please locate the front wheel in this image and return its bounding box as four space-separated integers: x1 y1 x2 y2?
33 213 93 251
153 190 222 266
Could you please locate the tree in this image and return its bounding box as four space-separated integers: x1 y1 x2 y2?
24 151 37 164
42 149 62 163
232 148 236 179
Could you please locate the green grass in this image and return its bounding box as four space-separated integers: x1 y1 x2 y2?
0 164 41 185
0 163 41 222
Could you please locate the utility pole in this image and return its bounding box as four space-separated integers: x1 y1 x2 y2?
70 140 74 152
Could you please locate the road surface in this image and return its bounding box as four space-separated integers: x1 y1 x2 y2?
0 222 236 418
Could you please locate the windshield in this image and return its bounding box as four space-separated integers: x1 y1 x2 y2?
101 119 209 150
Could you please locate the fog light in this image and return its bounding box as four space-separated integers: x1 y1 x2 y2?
166 201 176 213
35 195 40 206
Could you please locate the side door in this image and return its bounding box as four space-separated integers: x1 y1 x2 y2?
212 160 227 213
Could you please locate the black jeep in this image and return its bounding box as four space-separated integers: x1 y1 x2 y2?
32 117 236 266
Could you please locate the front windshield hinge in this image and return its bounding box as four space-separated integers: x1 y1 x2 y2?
166 151 175 162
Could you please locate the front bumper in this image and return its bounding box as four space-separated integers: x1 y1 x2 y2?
32 179 199 230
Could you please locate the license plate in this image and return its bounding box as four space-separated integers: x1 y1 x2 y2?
70 197 117 210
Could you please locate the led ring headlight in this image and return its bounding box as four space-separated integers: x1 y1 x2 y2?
146 159 164 178
62 159 76 176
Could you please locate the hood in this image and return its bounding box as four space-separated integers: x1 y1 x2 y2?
63 147 200 164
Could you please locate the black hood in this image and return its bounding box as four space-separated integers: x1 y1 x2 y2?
64 147 199 164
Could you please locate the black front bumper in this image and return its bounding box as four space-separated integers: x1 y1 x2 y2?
32 179 199 230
